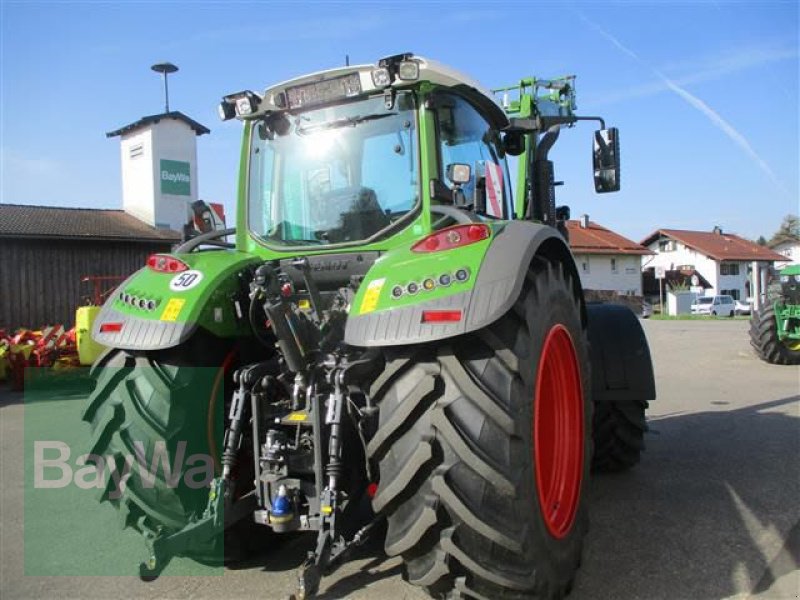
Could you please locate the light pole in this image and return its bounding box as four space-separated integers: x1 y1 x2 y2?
151 62 178 113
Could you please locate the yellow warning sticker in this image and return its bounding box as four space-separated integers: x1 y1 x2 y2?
359 278 385 315
286 412 308 422
160 298 186 322
298 299 311 310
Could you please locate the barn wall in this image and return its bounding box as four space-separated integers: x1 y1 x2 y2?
0 238 173 330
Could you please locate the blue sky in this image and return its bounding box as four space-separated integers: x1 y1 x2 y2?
1 1 797 242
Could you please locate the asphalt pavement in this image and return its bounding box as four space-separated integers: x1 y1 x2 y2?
1 319 798 599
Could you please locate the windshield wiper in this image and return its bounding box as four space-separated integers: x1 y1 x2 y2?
296 113 394 135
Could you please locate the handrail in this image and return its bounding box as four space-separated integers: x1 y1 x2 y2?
176 228 236 253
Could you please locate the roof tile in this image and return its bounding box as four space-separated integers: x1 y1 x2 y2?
0 204 181 242
567 220 652 255
641 228 786 262
106 111 210 138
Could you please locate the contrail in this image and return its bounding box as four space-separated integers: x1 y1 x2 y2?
577 12 784 192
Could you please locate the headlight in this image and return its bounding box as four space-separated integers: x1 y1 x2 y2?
794 274 800 283
371 68 392 87
235 95 255 116
218 101 235 121
397 61 419 81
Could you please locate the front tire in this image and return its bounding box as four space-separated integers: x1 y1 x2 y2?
750 305 800 365
369 258 591 599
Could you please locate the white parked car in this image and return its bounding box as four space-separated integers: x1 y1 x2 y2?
734 299 752 316
691 294 735 317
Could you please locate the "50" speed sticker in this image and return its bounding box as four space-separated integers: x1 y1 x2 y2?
169 270 204 292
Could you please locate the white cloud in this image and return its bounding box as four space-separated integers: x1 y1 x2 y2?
577 13 786 194
588 42 798 105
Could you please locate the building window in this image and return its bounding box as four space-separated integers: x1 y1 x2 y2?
721 288 740 300
611 258 618 273
129 143 144 159
659 240 677 252
720 263 740 276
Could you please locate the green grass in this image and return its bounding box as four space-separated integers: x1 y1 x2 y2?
650 314 750 321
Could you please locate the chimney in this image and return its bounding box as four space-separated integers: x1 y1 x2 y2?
580 214 590 229
713 225 723 235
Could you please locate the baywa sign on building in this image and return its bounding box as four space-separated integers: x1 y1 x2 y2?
160 159 191 196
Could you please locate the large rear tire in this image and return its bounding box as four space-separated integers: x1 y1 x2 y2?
82 333 234 557
369 258 591 599
750 305 800 365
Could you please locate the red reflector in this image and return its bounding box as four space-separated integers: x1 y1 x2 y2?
147 254 188 273
99 322 123 333
421 310 463 323
412 224 490 253
367 482 378 498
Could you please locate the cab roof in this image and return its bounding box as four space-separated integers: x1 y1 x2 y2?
256 54 508 128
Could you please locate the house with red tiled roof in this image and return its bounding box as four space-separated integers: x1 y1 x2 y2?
566 216 653 296
770 239 800 268
640 226 786 301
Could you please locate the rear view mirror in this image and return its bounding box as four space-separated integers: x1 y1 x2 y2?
190 200 225 234
593 127 620 193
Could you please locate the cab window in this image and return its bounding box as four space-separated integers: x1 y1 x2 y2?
434 93 510 218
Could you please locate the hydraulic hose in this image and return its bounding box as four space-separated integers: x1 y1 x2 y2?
249 293 274 349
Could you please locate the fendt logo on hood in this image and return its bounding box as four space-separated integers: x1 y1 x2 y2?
160 159 191 196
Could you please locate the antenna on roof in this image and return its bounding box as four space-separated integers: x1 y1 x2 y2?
345 54 350 67
151 62 179 113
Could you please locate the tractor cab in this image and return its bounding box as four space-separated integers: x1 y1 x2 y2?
219 53 618 259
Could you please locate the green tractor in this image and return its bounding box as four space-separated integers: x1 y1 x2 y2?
84 54 655 598
750 263 800 365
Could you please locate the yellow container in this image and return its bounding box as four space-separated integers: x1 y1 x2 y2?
0 345 8 381
76 306 106 366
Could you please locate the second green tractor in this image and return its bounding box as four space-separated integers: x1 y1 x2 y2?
750 263 800 365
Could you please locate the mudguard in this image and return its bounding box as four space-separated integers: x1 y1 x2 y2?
344 221 571 346
586 303 656 403
92 250 260 351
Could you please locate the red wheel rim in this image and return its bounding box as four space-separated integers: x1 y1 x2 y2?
533 324 584 539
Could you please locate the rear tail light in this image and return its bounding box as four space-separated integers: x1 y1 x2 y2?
421 310 462 323
147 254 188 273
412 224 490 253
99 322 123 333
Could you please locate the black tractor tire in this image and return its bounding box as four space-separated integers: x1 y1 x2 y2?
591 399 648 472
750 305 800 365
82 333 234 557
368 257 592 599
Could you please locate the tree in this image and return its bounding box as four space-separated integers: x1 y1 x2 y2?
768 214 800 247
756 235 767 246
